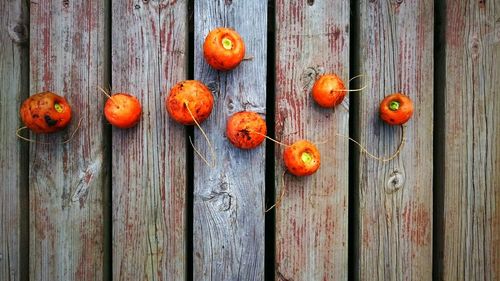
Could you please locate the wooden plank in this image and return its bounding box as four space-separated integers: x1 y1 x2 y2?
274 0 349 280
193 1 267 280
356 0 434 280
0 1 28 280
29 1 109 280
111 1 187 280
439 1 500 280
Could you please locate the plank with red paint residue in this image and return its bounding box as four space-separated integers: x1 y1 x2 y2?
193 1 267 280
356 0 433 280
0 0 28 280
274 0 349 280
29 0 109 280
111 1 187 280
438 1 500 280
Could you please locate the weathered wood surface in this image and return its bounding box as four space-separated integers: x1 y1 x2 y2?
111 1 187 280
193 1 267 280
357 0 434 280
29 1 109 280
0 1 28 280
439 1 500 280
274 0 349 280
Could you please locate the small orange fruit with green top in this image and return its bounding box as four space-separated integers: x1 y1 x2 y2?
203 27 245 71
226 111 266 149
283 140 321 176
166 80 214 125
379 93 414 125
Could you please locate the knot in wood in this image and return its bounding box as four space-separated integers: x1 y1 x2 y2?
224 0 232 5
206 81 219 96
300 66 324 91
226 98 235 111
469 36 481 59
8 23 28 45
307 0 314 6
386 170 404 194
202 191 232 212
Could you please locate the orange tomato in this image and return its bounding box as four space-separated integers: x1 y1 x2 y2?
311 74 346 108
20 92 72 133
104 93 142 128
166 80 214 125
203 27 245 71
379 93 414 125
226 111 266 149
283 140 321 176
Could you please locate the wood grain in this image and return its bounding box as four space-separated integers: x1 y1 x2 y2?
439 1 500 280
111 1 187 280
0 1 28 280
29 0 109 280
193 1 267 280
356 0 434 280
274 0 349 280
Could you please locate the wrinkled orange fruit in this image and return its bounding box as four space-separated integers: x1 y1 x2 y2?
166 80 214 125
226 111 266 149
20 92 72 133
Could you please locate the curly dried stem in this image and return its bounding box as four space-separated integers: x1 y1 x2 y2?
185 101 216 168
331 125 406 162
265 170 287 212
16 116 84 145
250 130 290 147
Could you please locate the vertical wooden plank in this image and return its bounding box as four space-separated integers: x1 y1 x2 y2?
111 1 187 280
357 0 433 280
193 1 267 280
440 1 500 280
29 1 109 280
0 1 28 280
274 0 349 280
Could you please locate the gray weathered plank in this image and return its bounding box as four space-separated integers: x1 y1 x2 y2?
0 1 28 280
193 1 267 280
111 1 187 280
274 0 349 280
357 0 434 280
29 1 109 280
439 1 500 280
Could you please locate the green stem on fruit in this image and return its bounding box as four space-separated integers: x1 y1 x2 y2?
222 37 233 50
54 103 63 113
301 151 313 164
389 101 400 111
